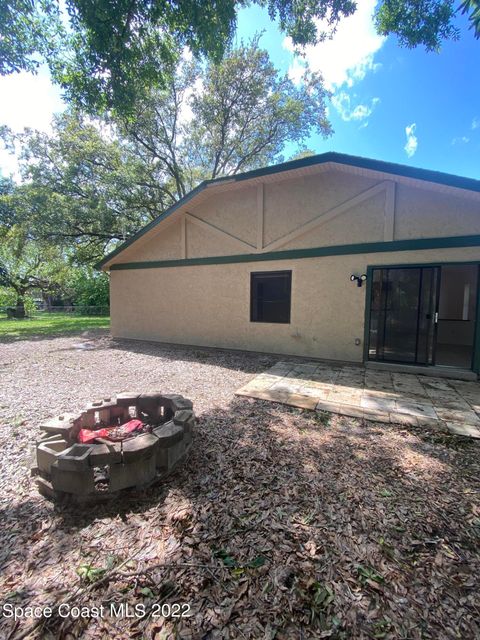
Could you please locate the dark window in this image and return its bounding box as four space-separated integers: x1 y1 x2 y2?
250 271 292 323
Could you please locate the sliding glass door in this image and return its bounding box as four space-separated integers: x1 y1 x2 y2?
435 265 478 369
368 266 439 365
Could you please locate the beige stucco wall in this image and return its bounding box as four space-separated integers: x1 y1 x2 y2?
394 184 480 239
110 246 480 362
106 165 480 362
106 167 480 269
185 220 250 258
279 190 386 250
263 171 379 246
191 186 257 246
117 220 182 262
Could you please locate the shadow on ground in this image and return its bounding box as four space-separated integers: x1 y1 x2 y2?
108 337 284 374
0 324 110 345
1 397 479 639
40 333 286 375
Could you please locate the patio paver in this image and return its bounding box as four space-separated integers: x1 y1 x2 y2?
236 362 480 439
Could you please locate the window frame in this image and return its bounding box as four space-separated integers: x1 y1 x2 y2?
250 270 292 324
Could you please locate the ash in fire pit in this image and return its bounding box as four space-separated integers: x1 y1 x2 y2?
32 393 195 502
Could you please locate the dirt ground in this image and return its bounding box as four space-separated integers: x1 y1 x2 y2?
0 331 479 639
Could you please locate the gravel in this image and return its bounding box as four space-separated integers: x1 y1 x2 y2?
0 330 276 494
0 330 479 640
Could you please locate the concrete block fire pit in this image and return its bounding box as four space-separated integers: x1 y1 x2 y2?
32 392 195 502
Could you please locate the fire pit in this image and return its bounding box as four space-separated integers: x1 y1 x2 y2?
32 392 194 502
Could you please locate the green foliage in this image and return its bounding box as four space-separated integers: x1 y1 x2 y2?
188 39 331 177
76 562 106 583
0 286 16 307
0 177 111 314
0 285 36 316
356 564 384 585
0 0 477 116
213 548 267 572
214 548 237 567
375 0 459 50
289 149 317 161
0 0 356 115
66 267 110 307
0 287 36 316
0 176 16 230
7 40 331 262
260 0 356 45
55 0 236 115
246 555 267 569
0 224 70 312
120 59 202 203
0 0 64 75
460 0 480 38
125 38 331 186
314 411 331 426
1 0 477 116
2 114 160 260
379 488 393 497
295 580 336 629
308 581 335 613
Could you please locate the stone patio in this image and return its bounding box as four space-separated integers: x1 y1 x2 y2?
236 361 480 439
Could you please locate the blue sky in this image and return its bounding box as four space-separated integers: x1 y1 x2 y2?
0 0 479 179
236 1 480 179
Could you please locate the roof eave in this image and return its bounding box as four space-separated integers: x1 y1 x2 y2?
96 152 480 270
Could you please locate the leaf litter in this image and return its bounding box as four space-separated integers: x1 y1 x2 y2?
0 332 479 639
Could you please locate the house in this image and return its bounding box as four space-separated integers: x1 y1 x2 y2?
98 152 480 376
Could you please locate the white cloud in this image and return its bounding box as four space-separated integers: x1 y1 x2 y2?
452 136 470 145
331 92 379 122
472 117 480 130
0 68 64 132
287 57 308 86
0 67 64 177
404 123 418 158
284 0 385 91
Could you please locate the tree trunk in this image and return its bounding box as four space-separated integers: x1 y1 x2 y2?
15 290 26 318
43 292 53 311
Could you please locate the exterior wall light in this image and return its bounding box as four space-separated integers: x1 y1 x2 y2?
350 274 367 287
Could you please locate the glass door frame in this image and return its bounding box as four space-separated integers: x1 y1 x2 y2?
363 260 480 372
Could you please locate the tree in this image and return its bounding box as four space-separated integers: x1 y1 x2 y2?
118 60 200 204
0 175 16 231
0 167 110 314
0 0 63 75
123 39 331 192
460 0 480 39
1 115 162 260
65 267 110 309
8 41 332 261
376 0 479 50
289 149 316 161
188 42 331 177
1 1 478 115
375 0 458 50
0 0 356 115
0 224 69 316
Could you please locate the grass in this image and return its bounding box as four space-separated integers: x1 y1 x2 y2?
0 312 110 340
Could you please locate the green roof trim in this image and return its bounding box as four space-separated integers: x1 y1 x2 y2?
109 234 480 271
97 151 480 270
